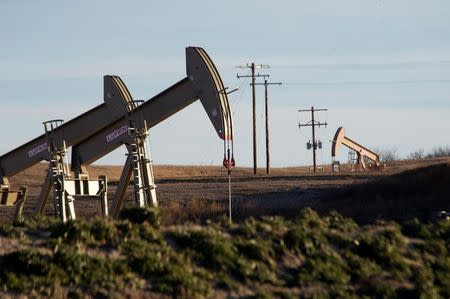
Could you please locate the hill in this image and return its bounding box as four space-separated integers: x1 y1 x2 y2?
0 208 449 298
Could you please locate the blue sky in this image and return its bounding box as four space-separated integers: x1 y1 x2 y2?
1 0 449 167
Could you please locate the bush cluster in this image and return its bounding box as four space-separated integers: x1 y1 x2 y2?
0 207 449 298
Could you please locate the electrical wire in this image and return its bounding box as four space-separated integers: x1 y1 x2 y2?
269 60 450 71
282 79 450 87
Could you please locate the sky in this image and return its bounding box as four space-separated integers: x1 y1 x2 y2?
1 0 449 168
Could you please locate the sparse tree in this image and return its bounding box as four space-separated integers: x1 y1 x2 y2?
379 148 399 162
408 149 424 160
430 146 450 158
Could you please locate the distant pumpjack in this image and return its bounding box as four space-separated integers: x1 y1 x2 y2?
331 127 380 171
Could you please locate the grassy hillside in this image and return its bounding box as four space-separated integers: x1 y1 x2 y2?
0 208 449 298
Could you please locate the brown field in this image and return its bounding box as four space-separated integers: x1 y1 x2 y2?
2 157 450 225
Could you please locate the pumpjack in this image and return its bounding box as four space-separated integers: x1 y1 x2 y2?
331 126 380 171
0 47 234 221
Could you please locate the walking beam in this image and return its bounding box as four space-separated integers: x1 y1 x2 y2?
0 76 134 180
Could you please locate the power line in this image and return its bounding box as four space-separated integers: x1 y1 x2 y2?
283 79 450 86
268 60 450 70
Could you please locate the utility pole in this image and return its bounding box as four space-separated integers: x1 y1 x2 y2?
254 76 282 174
237 63 269 174
298 107 328 173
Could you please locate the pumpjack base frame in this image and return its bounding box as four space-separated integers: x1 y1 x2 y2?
0 185 28 222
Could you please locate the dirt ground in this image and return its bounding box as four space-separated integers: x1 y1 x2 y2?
1 157 449 224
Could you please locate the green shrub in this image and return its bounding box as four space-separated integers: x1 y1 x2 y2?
432 256 450 297
124 239 210 296
0 249 55 292
167 228 276 284
168 229 237 272
235 216 283 238
89 218 119 245
326 210 358 231
0 224 26 240
2 207 450 297
50 220 93 245
401 218 433 239
234 216 287 257
52 246 129 291
283 227 326 257
0 246 128 295
344 252 382 281
419 239 448 256
410 266 440 298
353 227 410 277
295 208 326 231
327 231 355 252
433 219 450 240
119 206 160 228
360 277 397 299
234 238 274 262
297 253 350 286
13 214 59 231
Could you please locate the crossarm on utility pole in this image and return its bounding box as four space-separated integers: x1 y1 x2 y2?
298 107 328 173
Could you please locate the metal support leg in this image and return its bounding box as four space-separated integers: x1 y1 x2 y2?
99 175 108 217
66 194 76 220
35 171 53 216
356 153 366 171
54 176 67 222
142 159 157 207
14 187 28 222
112 155 133 218
130 144 146 208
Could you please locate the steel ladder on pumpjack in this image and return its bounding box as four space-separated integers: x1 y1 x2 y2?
43 119 75 222
125 100 157 208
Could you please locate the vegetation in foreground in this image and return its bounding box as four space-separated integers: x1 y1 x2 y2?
0 207 449 298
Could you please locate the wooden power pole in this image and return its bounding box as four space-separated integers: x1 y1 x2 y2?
254 76 282 174
237 63 269 174
298 107 327 173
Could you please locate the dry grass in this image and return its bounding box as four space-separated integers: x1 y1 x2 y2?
321 161 450 223
2 157 449 225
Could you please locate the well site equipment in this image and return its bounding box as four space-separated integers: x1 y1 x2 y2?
331 126 380 171
0 47 234 221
